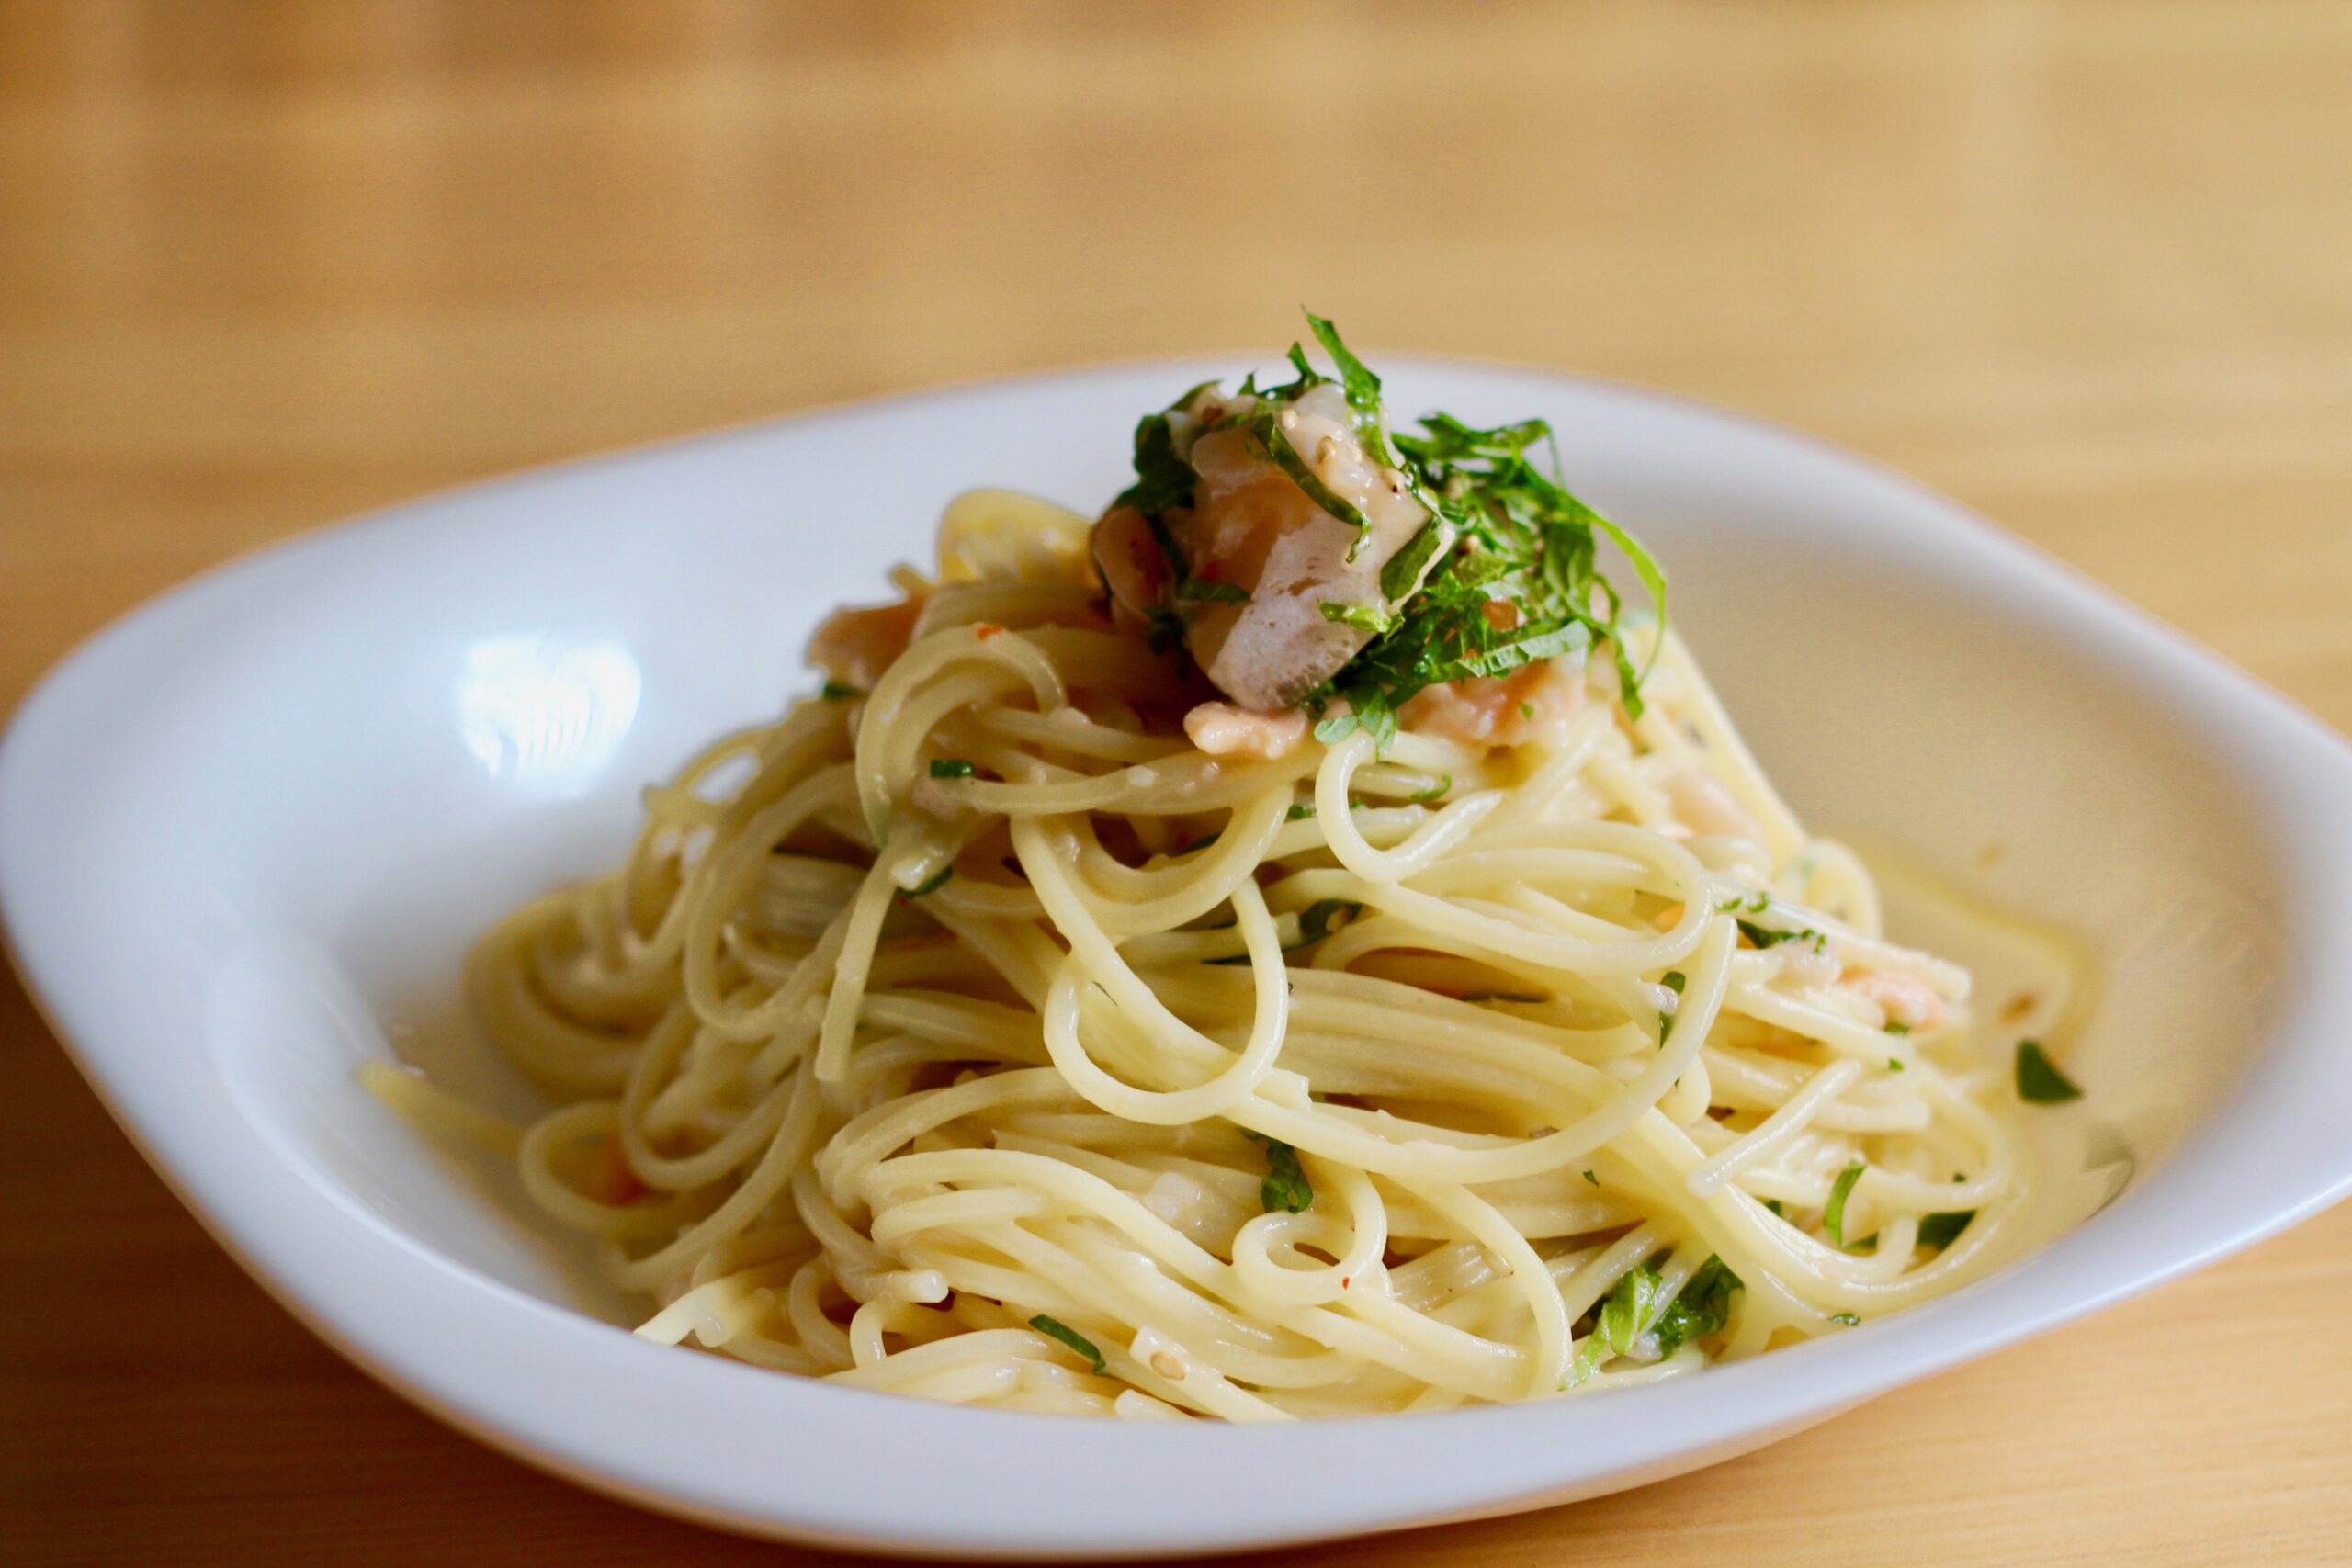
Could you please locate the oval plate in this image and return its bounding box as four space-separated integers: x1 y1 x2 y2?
5 359 2351 1558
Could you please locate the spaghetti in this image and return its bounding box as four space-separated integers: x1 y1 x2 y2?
378 321 2042 1419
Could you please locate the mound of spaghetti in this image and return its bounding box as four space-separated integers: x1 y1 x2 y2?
394 315 2030 1419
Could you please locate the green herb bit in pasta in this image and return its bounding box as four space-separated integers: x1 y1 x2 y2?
1917 1209 1975 1250
1737 919 1826 953
1028 1314 1105 1374
1296 898 1363 943
1825 1160 1867 1247
1245 1134 1314 1213
2015 1040 2083 1102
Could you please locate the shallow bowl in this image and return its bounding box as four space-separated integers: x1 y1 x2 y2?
5 359 2349 1557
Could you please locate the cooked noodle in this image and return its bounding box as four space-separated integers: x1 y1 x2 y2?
374 330 2050 1418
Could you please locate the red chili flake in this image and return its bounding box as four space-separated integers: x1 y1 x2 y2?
974 623 1004 640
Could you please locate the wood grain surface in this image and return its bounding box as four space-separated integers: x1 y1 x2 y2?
4 4 2349 1563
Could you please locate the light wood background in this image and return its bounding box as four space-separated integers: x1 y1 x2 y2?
4 3 2349 1563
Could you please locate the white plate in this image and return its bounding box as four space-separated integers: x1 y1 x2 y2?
5 360 2350 1559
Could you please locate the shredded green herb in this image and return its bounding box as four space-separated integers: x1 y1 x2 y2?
1285 802 1317 821
1883 1021 1913 1036
1246 1133 1314 1213
1297 899 1363 943
820 679 857 701
1566 1256 1742 1386
1828 1312 1860 1326
1887 1057 1906 1072
1603 1268 1661 1347
1582 1169 1600 1186
2015 1040 2083 1103
1318 600 1399 636
1106 312 1663 750
1717 890 1770 915
1175 576 1250 604
927 758 976 779
1027 1314 1105 1374
1113 382 1216 520
1407 774 1452 805
1658 969 1687 1042
1825 1161 1867 1247
1652 1257 1742 1359
1917 1209 1975 1250
1737 919 1826 953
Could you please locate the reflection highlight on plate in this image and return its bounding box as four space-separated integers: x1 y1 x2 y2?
454 633 641 795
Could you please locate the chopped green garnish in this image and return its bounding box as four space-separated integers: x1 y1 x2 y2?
1174 833 1219 857
1883 1021 1912 1036
1285 802 1316 821
1379 520 1451 603
1596 1267 1663 1362
1518 700 1536 720
1651 1257 1742 1359
820 679 857 701
2015 1040 2083 1103
1309 688 1397 752
1113 385 1216 519
1717 890 1770 914
1297 899 1363 943
1175 576 1249 604
1887 1057 1905 1072
1110 313 1663 750
1305 310 1382 416
1252 407 1373 532
1569 1254 1742 1385
1245 1133 1313 1213
1028 1314 1105 1374
1295 321 1662 735
928 758 976 779
1825 1161 1867 1247
1658 968 1686 1042
1762 1197 1785 1218
1917 1209 1975 1250
1582 1169 1600 1186
1319 600 1400 636
1827 1312 1860 1326
896 865 953 900
1408 774 1452 806
1737 919 1826 953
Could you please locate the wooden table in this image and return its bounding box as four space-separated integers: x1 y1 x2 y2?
5 4 2348 1562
